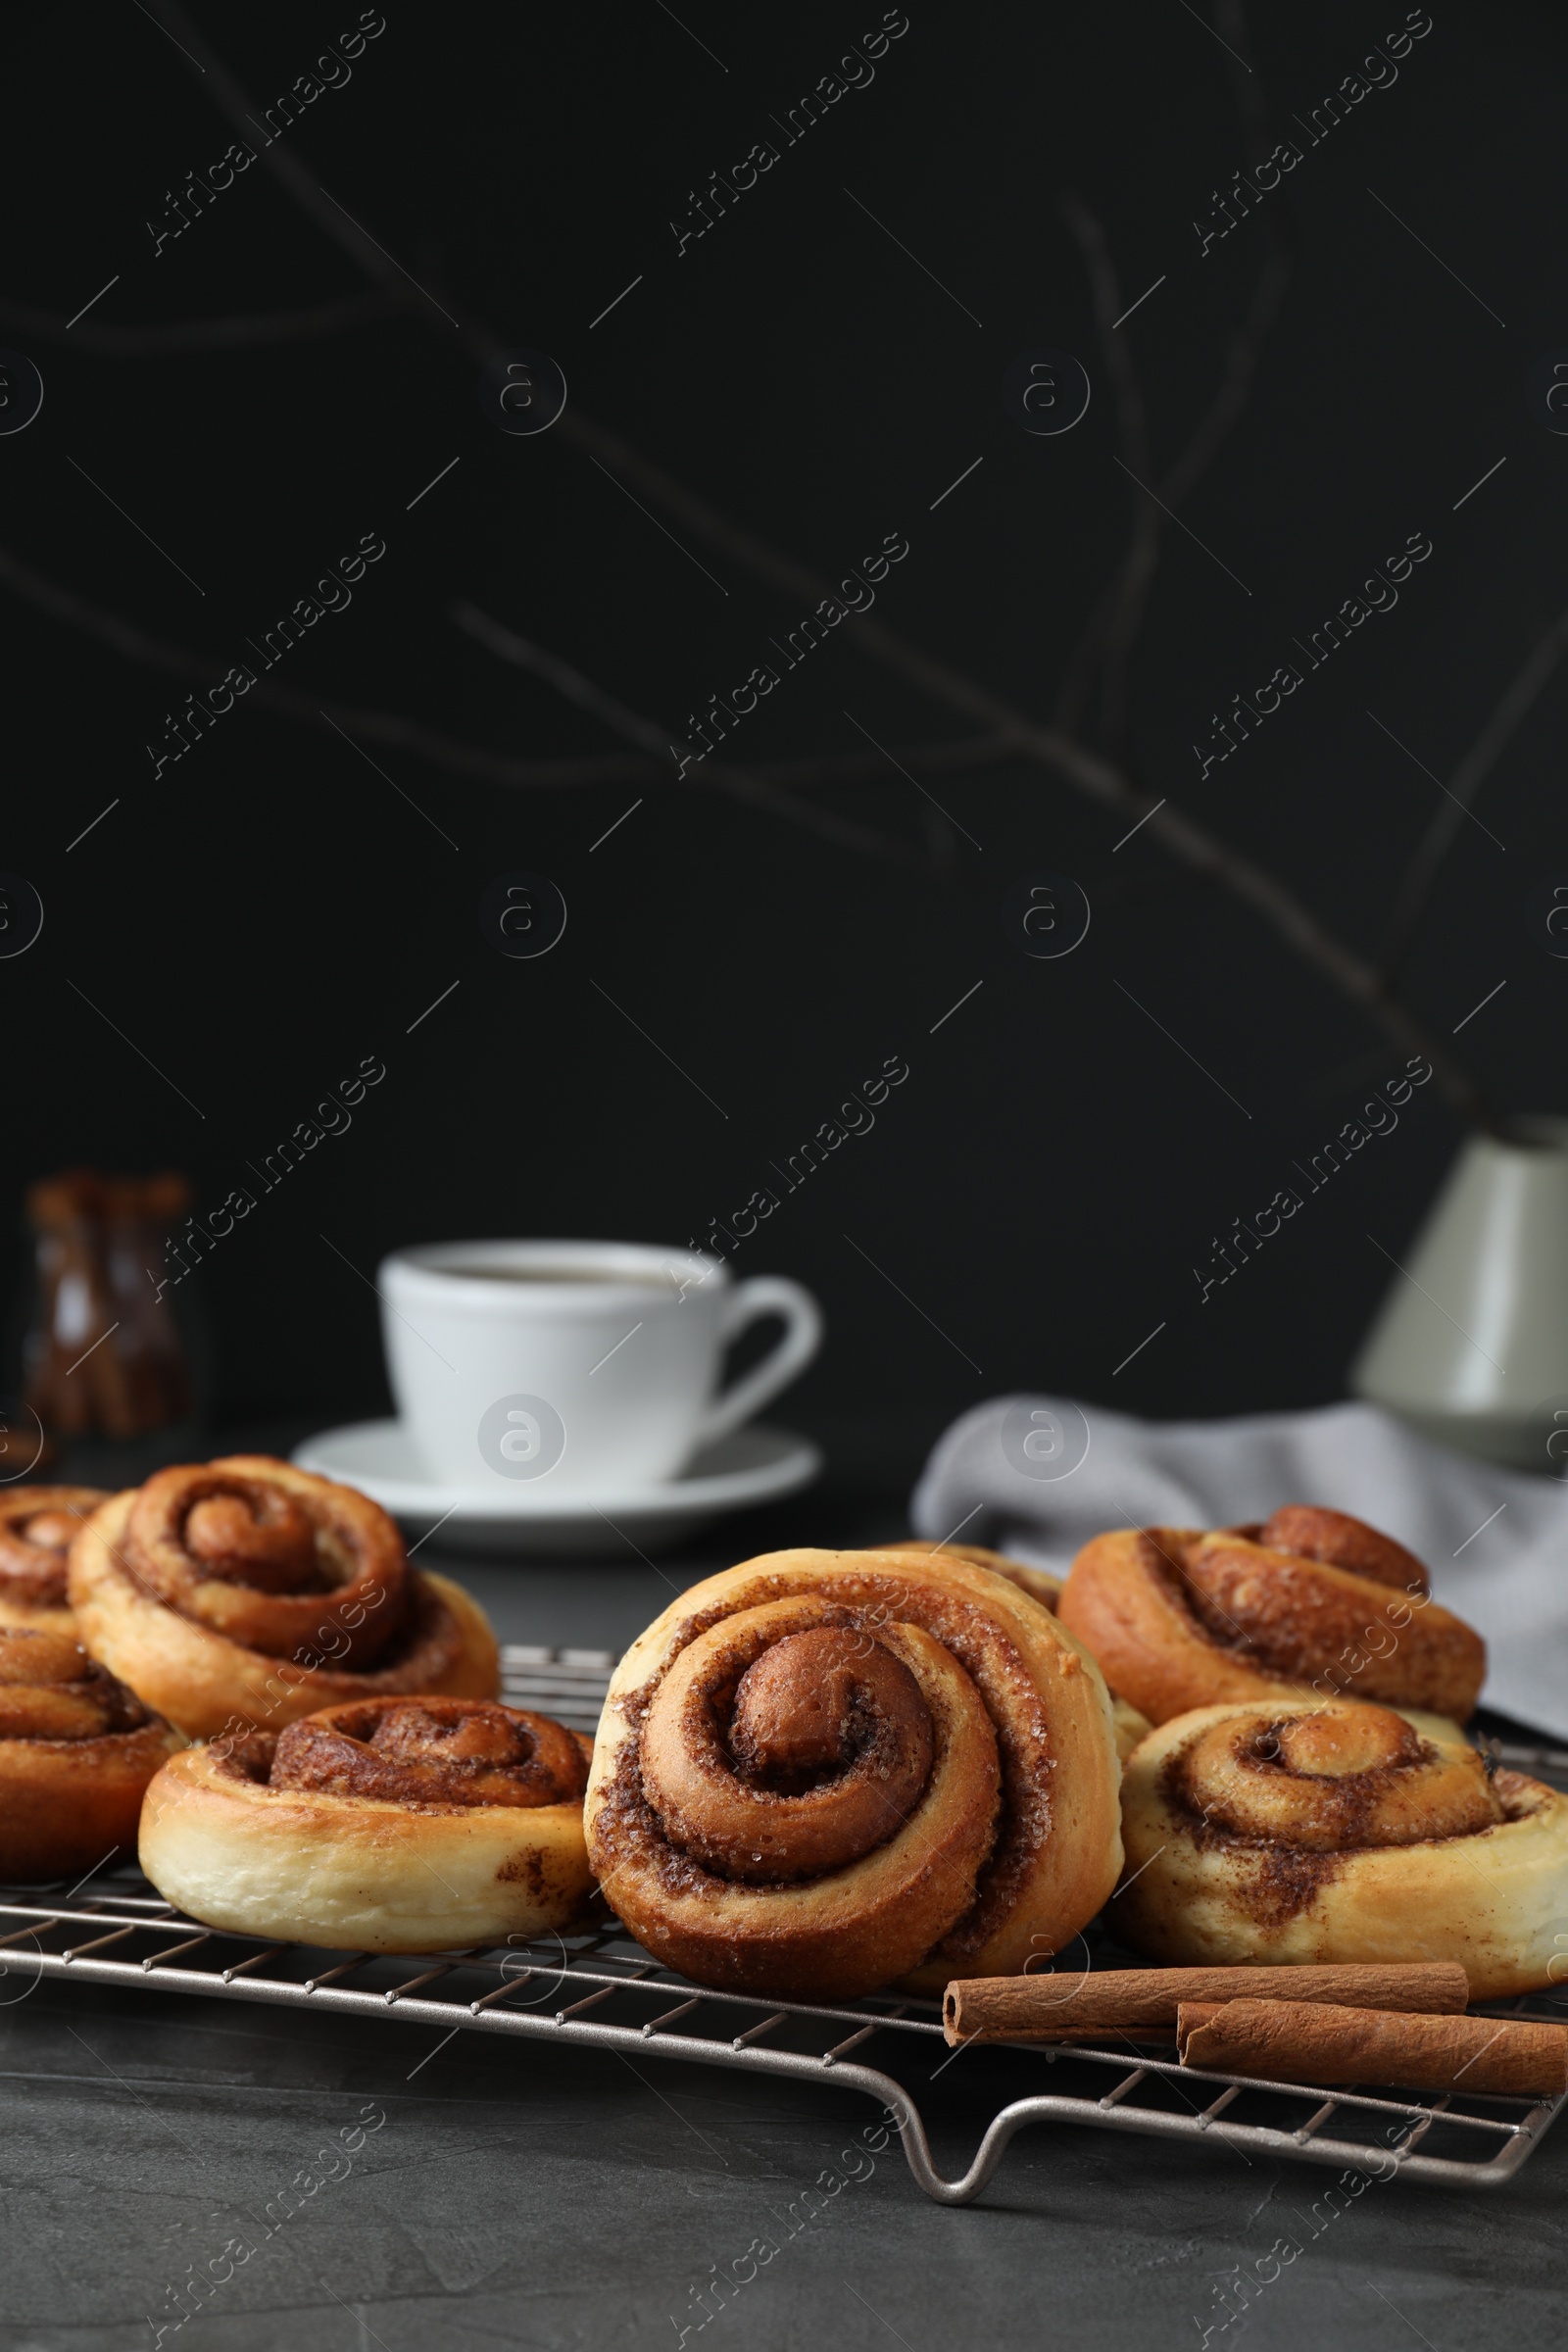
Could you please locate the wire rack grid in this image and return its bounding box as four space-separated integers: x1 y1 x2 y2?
1 1645 1561 2207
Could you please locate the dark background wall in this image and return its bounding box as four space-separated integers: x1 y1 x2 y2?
3 0 1563 1456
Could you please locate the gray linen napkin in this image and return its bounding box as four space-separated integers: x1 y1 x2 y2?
909 1394 1568 1740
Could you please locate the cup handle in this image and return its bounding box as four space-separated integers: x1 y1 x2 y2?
693 1277 823 1453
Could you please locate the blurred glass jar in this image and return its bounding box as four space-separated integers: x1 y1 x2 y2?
22 1170 194 1442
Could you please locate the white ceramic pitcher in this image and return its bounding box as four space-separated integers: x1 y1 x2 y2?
1351 1116 1568 1470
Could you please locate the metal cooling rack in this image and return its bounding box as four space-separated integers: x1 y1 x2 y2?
5 1648 1563 2204
1490 1734 1568 1778
499 1641 616 1733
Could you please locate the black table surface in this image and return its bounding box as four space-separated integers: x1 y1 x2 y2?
8 1428 1567 2351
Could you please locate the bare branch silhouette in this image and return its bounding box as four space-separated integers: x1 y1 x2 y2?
452 602 929 864
1059 196 1159 747
528 418 1496 1120
0 289 399 354
758 735 1012 786
1 0 1492 1127
0 542 975 858
0 542 646 789
1379 605 1568 980
1165 0 1292 512
1052 231 1290 736
1053 3 1291 740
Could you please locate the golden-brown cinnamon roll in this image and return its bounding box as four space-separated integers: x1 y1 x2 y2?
139 1696 592 1950
586 1548 1123 2000
1114 1698 1568 1999
884 1540 1152 1762
0 1487 109 1632
70 1457 498 1738
0 1625 180 1878
1058 1505 1485 1727
886 1538 1065 1613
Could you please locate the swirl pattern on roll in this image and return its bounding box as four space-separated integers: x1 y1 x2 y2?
0 1625 180 1878
880 1541 1152 1762
121 1459 408 1662
139 1696 593 1954
69 1456 499 1738
1113 1697 1568 1998
1057 1504 1485 1727
586 1549 1124 1999
270 1698 589 1809
0 1486 109 1620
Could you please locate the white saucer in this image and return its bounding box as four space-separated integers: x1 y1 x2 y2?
290 1419 822 1558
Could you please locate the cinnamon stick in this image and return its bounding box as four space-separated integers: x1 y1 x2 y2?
1177 1999 1568 2097
942 1962 1467 2047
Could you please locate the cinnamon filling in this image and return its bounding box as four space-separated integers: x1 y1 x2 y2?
122 1459 409 1664
270 1697 587 1808
641 1621 937 1882
18 1510 82 1554
731 1628 932 1788
184 1491 324 1592
593 1570 1043 1967
1166 1702 1503 1851
1257 1505 1429 1595
0 1486 108 1610
1173 1535 1423 1691
0 1625 154 1740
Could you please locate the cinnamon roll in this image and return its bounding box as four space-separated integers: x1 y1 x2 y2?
1114 1698 1568 1999
140 1697 592 1951
885 1540 1152 1762
70 1457 498 1738
586 1547 1123 1999
0 1487 109 1632
0 1625 180 1879
1058 1505 1485 1727
886 1538 1065 1613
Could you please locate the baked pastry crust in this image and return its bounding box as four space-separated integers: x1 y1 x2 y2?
882 1541 1152 1762
70 1460 498 1738
1057 1505 1484 1727
586 1547 1123 1999
1114 1698 1568 1999
0 1625 180 1878
885 1538 1065 1613
0 1486 110 1633
139 1697 593 1952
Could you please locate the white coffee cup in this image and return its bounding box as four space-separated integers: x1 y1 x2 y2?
378 1239 823 1494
